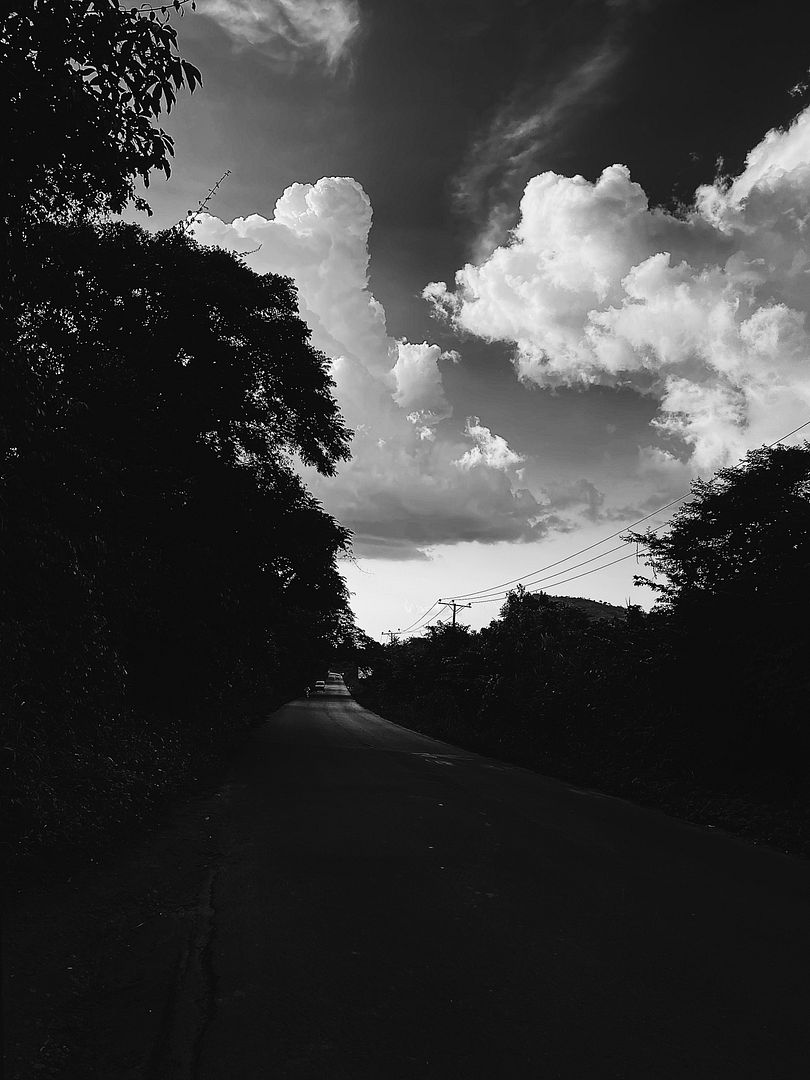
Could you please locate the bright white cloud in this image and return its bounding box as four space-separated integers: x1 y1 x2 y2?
456 417 524 471
705 105 810 210
195 179 387 372
392 342 451 424
193 177 545 558
427 106 810 474
200 0 360 68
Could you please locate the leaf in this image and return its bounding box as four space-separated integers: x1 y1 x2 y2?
181 59 201 91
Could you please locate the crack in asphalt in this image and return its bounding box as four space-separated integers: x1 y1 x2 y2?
189 867 219 1080
147 865 220 1080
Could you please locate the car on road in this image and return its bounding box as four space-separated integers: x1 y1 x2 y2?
314 680 325 692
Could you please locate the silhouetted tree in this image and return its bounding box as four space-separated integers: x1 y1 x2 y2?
626 442 810 773
480 586 589 678
2 0 364 858
2 221 355 852
628 443 810 624
4 218 353 687
3 0 201 233
352 449 810 847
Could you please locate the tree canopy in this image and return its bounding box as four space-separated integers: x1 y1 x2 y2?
3 219 357 852
4 218 354 674
2 3 363 856
628 443 810 622
3 0 201 231
353 445 810 824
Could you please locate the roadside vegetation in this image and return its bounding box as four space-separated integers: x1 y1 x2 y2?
353 443 810 856
2 2 355 864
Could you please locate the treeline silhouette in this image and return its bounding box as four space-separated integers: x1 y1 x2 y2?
354 443 810 852
2 3 354 859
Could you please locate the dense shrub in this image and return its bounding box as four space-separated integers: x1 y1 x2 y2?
356 447 810 849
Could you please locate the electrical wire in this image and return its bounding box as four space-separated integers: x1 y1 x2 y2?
445 498 686 601
443 418 810 603
397 598 443 635
385 418 810 638
465 549 647 604
450 520 672 602
462 533 661 603
398 604 449 637
397 550 649 627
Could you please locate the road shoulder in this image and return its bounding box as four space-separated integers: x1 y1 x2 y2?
3 771 231 1079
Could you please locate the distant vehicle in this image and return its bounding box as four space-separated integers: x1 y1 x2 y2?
314 680 325 691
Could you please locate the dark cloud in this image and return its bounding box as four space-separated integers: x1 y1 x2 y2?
341 479 552 559
543 478 607 522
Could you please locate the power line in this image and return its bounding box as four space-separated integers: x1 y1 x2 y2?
531 549 648 594
394 549 650 628
765 418 810 447
398 598 442 635
397 604 449 638
410 605 450 633
465 540 626 596
451 521 672 604
446 499 686 602
465 549 647 605
393 533 661 630
385 418 810 639
444 419 810 604
386 602 449 642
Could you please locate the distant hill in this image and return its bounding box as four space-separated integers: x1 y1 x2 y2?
551 594 628 622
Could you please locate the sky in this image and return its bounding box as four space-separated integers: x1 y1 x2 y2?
138 0 810 639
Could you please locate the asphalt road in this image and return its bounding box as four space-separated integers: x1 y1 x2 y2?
164 676 810 1079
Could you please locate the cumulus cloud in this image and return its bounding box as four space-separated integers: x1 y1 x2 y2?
706 106 810 209
193 177 545 558
426 106 810 474
200 0 360 68
455 417 524 471
195 179 391 378
392 342 451 425
327 435 547 556
454 39 624 257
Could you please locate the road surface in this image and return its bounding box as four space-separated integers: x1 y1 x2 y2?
159 676 810 1079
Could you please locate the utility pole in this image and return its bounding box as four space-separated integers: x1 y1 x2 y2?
382 630 399 644
439 600 472 627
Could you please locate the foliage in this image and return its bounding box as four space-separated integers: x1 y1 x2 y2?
356 449 810 849
628 443 810 622
625 442 810 774
358 590 661 763
3 0 201 231
2 223 354 857
2 0 360 864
